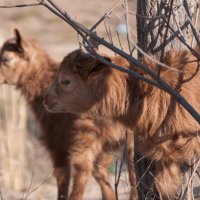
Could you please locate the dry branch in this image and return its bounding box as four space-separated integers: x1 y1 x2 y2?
42 0 200 124
23 168 54 200
115 132 128 200
180 160 200 199
183 0 200 47
1 0 199 123
90 0 122 32
1 1 200 200
0 2 42 8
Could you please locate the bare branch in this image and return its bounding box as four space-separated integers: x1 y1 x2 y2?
23 171 34 199
103 14 113 46
134 155 146 164
183 0 200 47
191 2 200 47
94 53 163 89
158 0 174 79
0 2 42 9
194 172 200 185
123 0 132 54
39 0 200 124
76 30 82 49
115 131 128 200
162 16 200 59
122 4 163 20
172 10 189 44
180 160 200 199
90 0 122 32
114 159 119 200
23 168 54 200
129 30 186 72
135 160 153 188
116 30 124 51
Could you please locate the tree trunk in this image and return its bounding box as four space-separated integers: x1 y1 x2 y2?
136 0 197 199
137 0 196 57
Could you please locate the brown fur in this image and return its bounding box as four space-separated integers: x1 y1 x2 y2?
0 30 136 200
44 48 200 199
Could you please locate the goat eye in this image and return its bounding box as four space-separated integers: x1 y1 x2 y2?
0 56 11 63
62 80 70 85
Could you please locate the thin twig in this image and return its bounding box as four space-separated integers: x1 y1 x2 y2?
38 0 200 123
187 158 200 168
195 167 200 179
23 171 34 200
122 4 162 20
192 2 200 47
194 172 200 185
172 9 188 44
116 30 124 51
131 31 183 72
149 172 165 200
130 46 136 56
90 0 122 31
37 0 93 51
94 53 163 89
134 155 146 164
123 0 132 54
191 160 195 200
115 13 186 72
158 0 174 79
115 132 128 200
181 160 200 199
74 16 82 49
0 2 42 8
162 16 200 59
135 160 153 188
23 168 54 200
183 0 200 47
76 31 82 49
153 16 191 53
114 159 119 200
84 0 122 49
108 25 114 49
103 14 113 45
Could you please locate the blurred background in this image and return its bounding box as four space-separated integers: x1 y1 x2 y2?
0 0 135 199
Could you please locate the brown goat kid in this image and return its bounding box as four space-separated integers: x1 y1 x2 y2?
0 30 136 200
44 49 200 199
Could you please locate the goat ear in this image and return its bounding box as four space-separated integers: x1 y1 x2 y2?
69 49 112 79
76 55 112 80
13 28 23 51
88 56 111 76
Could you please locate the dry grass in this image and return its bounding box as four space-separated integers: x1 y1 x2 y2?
0 85 27 191
0 0 199 199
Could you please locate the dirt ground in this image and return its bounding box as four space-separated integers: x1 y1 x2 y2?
0 0 136 60
0 0 136 199
1 1 200 200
